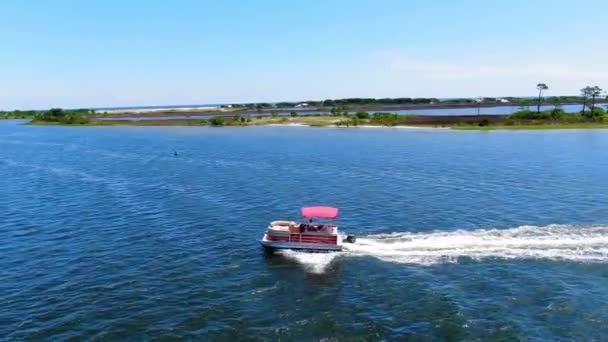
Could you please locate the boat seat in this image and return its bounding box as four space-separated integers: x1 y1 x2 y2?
288 224 300 234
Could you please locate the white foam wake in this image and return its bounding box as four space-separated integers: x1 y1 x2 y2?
277 250 342 274
343 224 608 265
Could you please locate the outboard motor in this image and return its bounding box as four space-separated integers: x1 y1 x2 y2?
345 235 356 243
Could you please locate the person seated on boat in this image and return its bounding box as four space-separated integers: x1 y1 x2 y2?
302 219 318 232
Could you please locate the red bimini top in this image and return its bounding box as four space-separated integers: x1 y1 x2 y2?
301 206 339 219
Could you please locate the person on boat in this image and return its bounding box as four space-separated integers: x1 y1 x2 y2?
307 219 314 231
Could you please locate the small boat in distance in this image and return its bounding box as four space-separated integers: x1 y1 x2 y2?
260 206 356 252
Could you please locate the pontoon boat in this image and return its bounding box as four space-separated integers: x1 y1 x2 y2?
260 206 356 252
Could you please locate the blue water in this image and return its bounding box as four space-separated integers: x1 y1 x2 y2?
2 120 608 340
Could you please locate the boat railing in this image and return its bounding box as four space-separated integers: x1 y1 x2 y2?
288 233 303 243
287 232 338 244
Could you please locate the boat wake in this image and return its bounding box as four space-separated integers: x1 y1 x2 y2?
277 250 343 274
343 224 608 265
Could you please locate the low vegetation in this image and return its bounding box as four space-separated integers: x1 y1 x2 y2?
26 108 92 125
510 107 606 121
1 110 39 119
452 107 608 130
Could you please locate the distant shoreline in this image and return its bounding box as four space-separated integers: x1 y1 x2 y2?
6 100 608 130
22 114 608 130
90 101 605 118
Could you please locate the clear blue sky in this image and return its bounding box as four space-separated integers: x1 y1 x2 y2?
1 0 606 109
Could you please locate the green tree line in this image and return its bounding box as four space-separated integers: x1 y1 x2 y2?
32 108 93 124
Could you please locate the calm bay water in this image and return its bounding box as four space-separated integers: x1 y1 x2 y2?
2 120 608 340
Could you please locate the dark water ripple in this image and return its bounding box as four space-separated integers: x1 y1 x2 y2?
2 121 608 340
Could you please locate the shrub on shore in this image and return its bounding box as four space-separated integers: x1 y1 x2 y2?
548 109 567 119
369 112 416 126
583 107 606 119
335 117 360 127
510 110 548 120
355 111 369 119
209 116 225 126
370 112 400 125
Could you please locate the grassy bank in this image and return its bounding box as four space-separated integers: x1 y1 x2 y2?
454 108 608 130
26 117 608 130
26 114 426 127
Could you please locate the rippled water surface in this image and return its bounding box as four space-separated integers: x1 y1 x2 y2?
3 120 608 340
